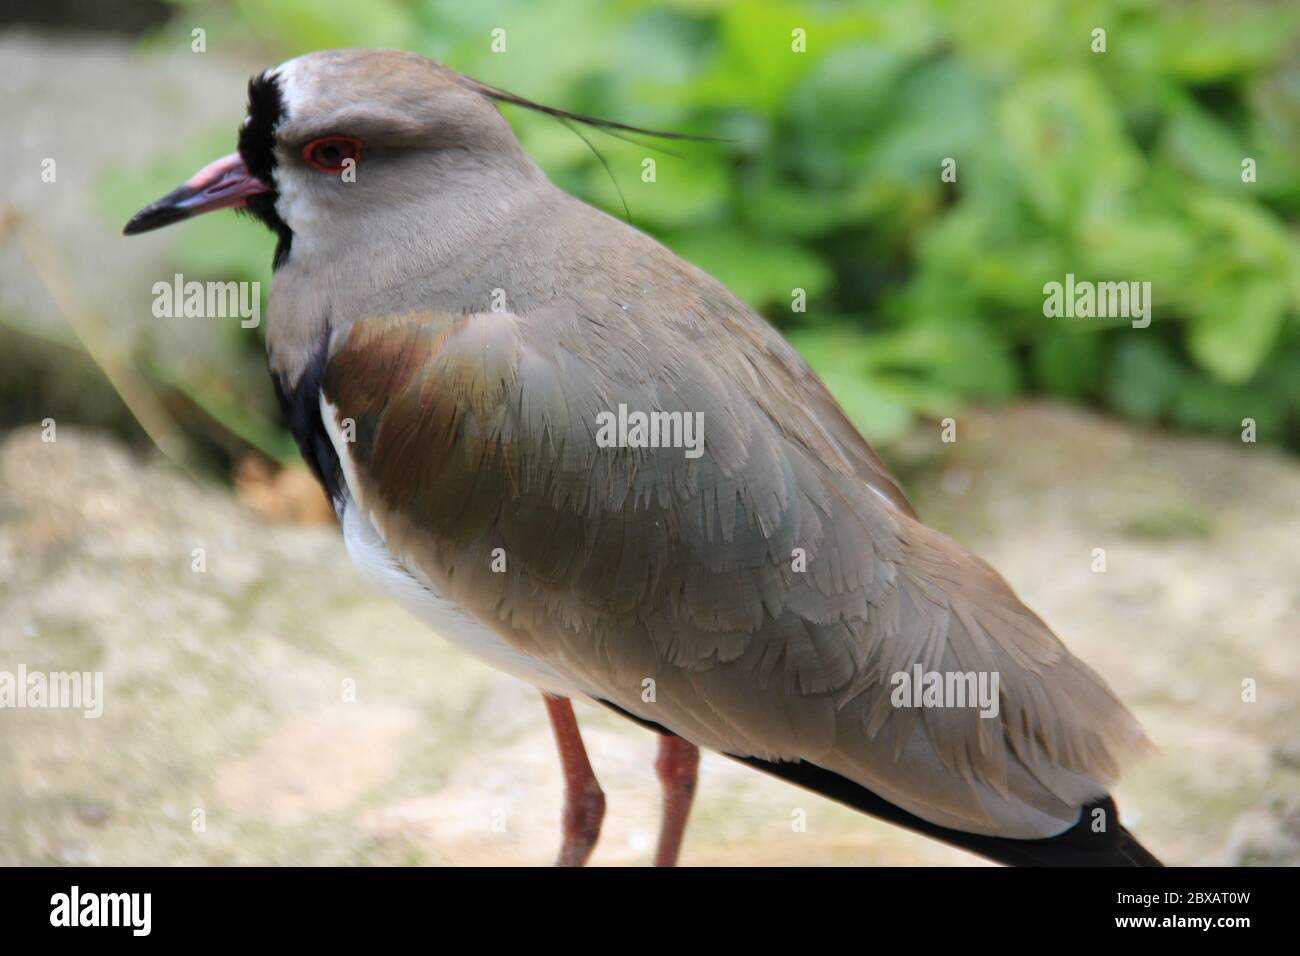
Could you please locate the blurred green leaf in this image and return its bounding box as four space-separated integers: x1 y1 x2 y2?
1032 331 1104 400
1187 279 1288 383
588 153 730 229
235 0 414 53
1163 102 1247 189
665 228 831 308
1106 337 1185 422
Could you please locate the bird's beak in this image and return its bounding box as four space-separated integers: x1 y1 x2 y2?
123 152 270 236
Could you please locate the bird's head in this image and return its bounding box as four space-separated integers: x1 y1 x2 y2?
123 49 550 266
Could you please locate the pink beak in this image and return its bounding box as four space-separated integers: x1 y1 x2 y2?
123 152 271 235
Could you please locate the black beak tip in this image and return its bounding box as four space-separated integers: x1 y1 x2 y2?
123 203 189 236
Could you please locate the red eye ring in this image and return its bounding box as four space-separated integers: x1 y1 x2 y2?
301 136 362 173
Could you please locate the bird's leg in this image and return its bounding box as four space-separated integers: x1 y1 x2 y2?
653 734 700 867
541 693 606 867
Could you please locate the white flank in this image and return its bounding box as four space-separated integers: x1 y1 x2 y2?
320 395 580 697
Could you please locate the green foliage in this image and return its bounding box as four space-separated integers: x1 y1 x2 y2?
125 0 1300 451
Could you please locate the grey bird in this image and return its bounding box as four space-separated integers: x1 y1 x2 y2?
125 48 1159 867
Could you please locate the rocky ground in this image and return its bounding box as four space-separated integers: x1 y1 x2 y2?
1 404 1296 866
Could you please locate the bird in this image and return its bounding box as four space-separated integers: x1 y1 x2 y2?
125 48 1160 867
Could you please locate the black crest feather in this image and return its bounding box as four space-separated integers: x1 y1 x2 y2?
465 78 729 144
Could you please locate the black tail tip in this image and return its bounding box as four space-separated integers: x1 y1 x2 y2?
1039 795 1163 866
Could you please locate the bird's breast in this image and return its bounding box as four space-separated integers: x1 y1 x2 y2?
321 393 580 697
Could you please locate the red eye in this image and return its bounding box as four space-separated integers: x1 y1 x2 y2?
302 136 362 173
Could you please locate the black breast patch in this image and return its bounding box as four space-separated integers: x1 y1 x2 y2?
270 337 344 510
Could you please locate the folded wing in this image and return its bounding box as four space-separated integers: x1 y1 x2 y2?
323 304 1149 839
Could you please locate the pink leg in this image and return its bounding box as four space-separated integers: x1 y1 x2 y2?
541 694 606 867
653 734 700 867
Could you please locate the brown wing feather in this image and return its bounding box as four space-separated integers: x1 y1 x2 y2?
323 294 1147 839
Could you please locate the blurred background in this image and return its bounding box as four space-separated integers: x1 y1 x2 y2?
0 0 1297 866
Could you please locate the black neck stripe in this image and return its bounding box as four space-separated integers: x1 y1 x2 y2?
238 71 294 270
